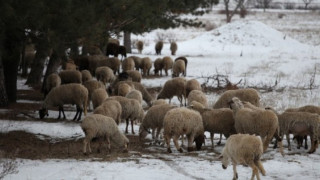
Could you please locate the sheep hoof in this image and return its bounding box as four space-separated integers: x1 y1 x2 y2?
187 147 193 152
179 148 184 153
167 148 172 153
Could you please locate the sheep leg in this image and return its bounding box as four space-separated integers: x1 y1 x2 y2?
232 162 238 180
106 136 111 153
165 135 172 153
308 136 317 153
155 127 161 143
83 136 92 154
187 134 194 152
125 119 129 134
249 163 260 180
73 106 80 121
286 133 291 151
217 133 222 145
173 135 183 153
255 160 266 176
210 133 215 149
304 135 308 150
131 119 135 134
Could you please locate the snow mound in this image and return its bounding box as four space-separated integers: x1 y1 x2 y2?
178 20 310 56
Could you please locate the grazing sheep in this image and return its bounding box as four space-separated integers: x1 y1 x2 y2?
229 97 283 153
157 77 187 106
83 80 105 110
95 66 115 85
81 70 93 83
163 107 205 153
91 88 109 109
59 70 82 84
170 42 178 55
152 99 168 106
105 57 121 74
93 99 122 124
88 55 120 75
112 81 154 106
213 88 260 109
108 38 120 45
139 104 177 142
45 73 61 96
221 134 266 180
153 58 164 76
187 90 208 108
126 70 142 82
172 59 185 77
186 79 202 97
81 114 129 154
129 56 142 71
126 89 143 105
63 59 77 70
189 101 235 148
141 57 152 76
39 83 88 121
118 45 127 60
122 57 135 72
273 110 319 153
162 56 174 76
107 96 145 134
285 105 320 150
155 41 163 55
175 57 188 76
136 41 143 54
118 83 134 97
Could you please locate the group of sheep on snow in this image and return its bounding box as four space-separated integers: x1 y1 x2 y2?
37 39 320 180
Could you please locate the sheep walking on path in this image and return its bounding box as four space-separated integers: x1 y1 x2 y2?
221 134 266 180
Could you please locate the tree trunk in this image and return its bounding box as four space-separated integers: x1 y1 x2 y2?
0 57 8 107
123 31 132 53
25 37 50 87
41 49 62 96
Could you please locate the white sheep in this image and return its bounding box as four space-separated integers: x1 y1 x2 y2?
141 57 152 76
59 70 82 84
139 104 177 142
126 70 142 82
174 57 188 76
91 88 109 109
95 66 115 85
83 80 105 110
81 114 129 154
162 56 173 76
221 134 266 180
128 56 142 71
122 57 135 72
152 99 168 106
117 83 134 97
186 79 202 97
189 101 235 149
187 90 208 108
45 73 61 96
93 99 122 124
157 77 187 106
107 96 145 134
81 70 93 83
39 83 88 121
126 89 143 105
229 97 283 154
213 88 260 109
163 107 205 153
172 59 185 77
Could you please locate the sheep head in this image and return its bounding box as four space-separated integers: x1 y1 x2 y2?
39 108 48 119
194 134 205 150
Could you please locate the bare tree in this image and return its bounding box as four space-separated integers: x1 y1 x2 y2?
302 0 313 9
256 0 273 12
223 0 247 23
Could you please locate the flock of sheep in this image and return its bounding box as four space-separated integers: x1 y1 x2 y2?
37 40 320 180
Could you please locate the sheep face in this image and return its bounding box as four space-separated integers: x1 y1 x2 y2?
39 108 48 119
194 134 205 150
139 125 150 141
220 154 230 169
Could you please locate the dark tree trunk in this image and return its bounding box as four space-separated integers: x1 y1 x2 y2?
123 31 132 53
41 49 62 95
25 36 50 87
2 28 21 103
0 57 8 107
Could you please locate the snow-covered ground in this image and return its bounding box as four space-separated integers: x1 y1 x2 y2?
2 8 320 180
